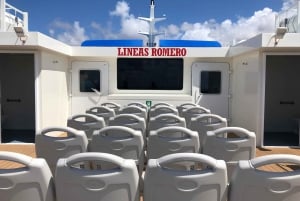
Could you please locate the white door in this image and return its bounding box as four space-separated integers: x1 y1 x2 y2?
71 61 109 115
192 62 230 119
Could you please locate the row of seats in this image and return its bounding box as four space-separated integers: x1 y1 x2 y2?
2 151 300 201
85 101 211 127
35 125 255 177
36 101 256 178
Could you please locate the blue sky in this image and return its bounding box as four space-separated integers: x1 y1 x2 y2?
7 0 297 46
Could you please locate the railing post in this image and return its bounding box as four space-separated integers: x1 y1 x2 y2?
23 12 28 32
0 0 5 32
297 0 300 32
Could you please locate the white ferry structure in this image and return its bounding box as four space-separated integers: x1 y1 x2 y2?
0 0 300 147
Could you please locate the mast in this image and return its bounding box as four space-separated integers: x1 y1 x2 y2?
138 0 166 47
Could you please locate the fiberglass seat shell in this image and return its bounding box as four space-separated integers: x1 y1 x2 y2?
86 106 116 124
147 126 200 159
148 105 178 118
35 126 88 174
100 102 121 112
144 153 228 201
127 102 148 111
189 113 227 152
55 152 139 201
89 126 144 174
0 151 55 201
147 113 186 136
118 105 148 120
176 102 198 117
67 113 106 140
108 114 146 139
181 106 211 128
229 154 300 201
202 126 256 178
150 102 174 109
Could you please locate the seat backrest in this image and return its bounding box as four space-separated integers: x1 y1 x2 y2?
108 114 146 139
55 152 139 201
203 127 256 178
147 114 186 136
147 126 200 159
118 105 148 120
181 106 211 128
144 153 228 201
100 102 121 112
229 154 300 201
35 126 88 174
151 102 174 109
148 106 178 118
176 102 198 117
127 102 148 111
190 114 227 151
86 106 115 124
67 113 106 140
0 151 55 201
89 126 144 173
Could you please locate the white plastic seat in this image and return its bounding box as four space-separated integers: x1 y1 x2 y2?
0 151 55 201
35 126 88 174
176 102 198 117
144 153 228 201
151 102 174 109
55 152 139 201
181 106 211 128
148 105 178 118
147 126 200 159
100 102 121 112
229 154 300 201
67 113 106 140
89 126 144 174
86 106 116 124
203 127 256 178
190 113 227 152
108 114 146 139
147 114 186 136
127 102 148 111
118 105 148 120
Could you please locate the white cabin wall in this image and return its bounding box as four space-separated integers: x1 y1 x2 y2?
39 51 69 129
231 51 262 146
107 58 193 106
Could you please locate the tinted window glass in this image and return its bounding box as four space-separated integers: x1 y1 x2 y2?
200 71 221 94
79 70 100 92
117 58 183 90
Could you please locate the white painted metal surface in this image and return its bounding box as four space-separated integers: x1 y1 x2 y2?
71 61 109 115
192 62 230 119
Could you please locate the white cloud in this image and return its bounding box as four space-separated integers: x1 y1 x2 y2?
109 1 148 39
49 20 88 46
282 0 298 11
163 7 276 46
48 0 291 46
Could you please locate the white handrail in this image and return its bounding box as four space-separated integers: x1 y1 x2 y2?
0 0 28 32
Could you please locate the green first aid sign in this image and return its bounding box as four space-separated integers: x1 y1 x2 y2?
146 100 152 108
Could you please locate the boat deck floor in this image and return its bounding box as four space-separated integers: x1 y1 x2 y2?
1 143 300 172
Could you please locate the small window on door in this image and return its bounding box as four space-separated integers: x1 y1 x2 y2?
79 70 100 92
200 71 221 94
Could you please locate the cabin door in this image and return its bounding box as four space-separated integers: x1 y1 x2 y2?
0 53 35 143
192 62 230 119
71 61 109 115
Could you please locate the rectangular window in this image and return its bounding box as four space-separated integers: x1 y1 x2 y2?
79 70 100 92
117 58 183 90
200 71 221 94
